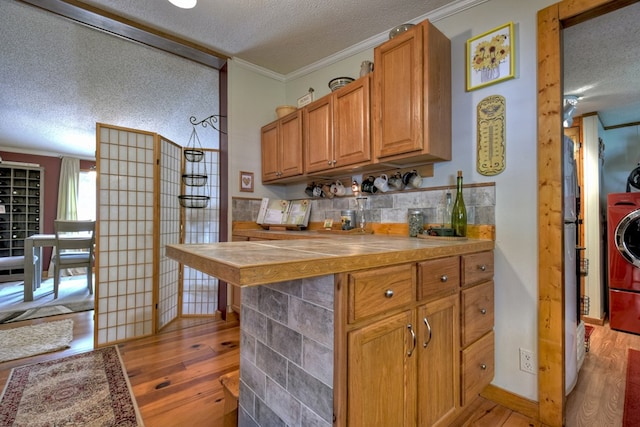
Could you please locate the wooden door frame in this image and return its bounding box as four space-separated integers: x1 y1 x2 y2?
537 0 639 425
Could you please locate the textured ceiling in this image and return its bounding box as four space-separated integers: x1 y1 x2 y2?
81 0 459 75
563 1 640 128
1 0 638 160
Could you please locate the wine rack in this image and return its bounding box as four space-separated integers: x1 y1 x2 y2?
0 165 44 281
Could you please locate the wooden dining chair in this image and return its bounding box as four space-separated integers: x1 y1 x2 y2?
52 220 96 299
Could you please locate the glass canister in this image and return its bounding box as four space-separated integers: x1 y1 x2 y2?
408 209 424 237
341 209 356 230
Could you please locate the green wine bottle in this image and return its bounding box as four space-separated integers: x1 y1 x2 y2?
451 170 467 237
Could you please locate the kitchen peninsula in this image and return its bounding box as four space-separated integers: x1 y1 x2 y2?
166 233 495 426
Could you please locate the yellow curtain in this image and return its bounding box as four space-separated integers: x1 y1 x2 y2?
48 157 80 277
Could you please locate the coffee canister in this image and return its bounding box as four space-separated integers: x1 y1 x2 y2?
408 209 424 237
341 210 356 230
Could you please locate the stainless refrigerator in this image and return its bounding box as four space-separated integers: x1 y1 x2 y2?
564 134 581 395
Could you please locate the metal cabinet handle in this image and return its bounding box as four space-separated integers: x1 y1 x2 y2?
480 363 487 370
423 317 432 348
384 289 394 298
332 159 337 165
407 324 417 357
479 264 486 271
480 308 487 315
440 275 448 282
327 161 332 165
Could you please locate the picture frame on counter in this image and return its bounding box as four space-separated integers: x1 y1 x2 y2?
466 21 515 91
240 171 254 192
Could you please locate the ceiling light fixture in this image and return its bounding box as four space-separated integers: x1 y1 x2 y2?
167 0 197 9
563 95 579 128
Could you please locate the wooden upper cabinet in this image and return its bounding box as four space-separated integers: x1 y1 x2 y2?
261 121 280 182
372 19 451 164
304 96 333 173
304 75 371 174
261 110 304 183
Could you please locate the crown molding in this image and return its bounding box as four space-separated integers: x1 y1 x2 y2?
231 57 287 82
238 0 489 82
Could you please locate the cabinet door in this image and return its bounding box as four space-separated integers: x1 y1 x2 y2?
278 111 304 178
334 75 371 168
348 310 417 427
417 294 460 427
261 121 280 182
304 97 333 173
373 24 423 158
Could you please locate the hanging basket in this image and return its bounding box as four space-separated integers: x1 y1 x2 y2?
184 126 205 162
182 174 208 187
184 149 204 162
178 195 210 209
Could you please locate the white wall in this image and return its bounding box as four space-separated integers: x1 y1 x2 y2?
227 60 289 205
435 0 556 400
227 0 557 401
602 124 640 195
583 115 606 321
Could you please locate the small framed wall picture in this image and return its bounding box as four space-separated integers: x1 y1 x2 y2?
240 171 254 192
466 22 515 91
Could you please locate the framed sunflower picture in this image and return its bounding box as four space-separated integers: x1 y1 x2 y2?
466 22 515 91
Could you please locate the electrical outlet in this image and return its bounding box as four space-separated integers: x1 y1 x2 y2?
519 348 536 374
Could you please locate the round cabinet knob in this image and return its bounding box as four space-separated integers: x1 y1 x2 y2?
384 289 394 298
440 275 448 282
480 363 487 370
480 308 487 315
479 265 486 271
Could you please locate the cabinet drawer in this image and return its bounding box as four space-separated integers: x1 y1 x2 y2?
417 256 459 300
348 264 415 323
461 330 494 406
461 251 494 287
461 281 494 347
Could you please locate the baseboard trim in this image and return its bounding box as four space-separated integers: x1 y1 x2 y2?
480 384 539 420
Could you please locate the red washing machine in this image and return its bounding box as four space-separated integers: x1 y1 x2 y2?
608 192 640 334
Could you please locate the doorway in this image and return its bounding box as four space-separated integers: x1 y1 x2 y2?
537 0 640 425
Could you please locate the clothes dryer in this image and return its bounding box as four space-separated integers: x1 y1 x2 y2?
608 192 640 334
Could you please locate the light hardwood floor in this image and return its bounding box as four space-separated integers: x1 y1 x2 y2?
0 313 637 426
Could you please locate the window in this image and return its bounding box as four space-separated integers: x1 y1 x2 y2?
78 170 96 221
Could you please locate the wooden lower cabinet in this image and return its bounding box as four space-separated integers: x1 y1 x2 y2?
347 309 417 427
417 294 460 427
346 293 459 427
340 252 494 426
461 330 495 406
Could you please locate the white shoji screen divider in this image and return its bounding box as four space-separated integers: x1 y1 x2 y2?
157 137 182 329
96 124 156 345
96 125 220 346
181 148 220 316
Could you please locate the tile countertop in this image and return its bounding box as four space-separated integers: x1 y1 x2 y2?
165 233 494 287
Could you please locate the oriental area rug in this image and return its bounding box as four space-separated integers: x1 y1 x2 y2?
0 346 144 426
623 348 640 427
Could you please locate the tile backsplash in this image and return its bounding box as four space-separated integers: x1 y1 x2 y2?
232 183 495 227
